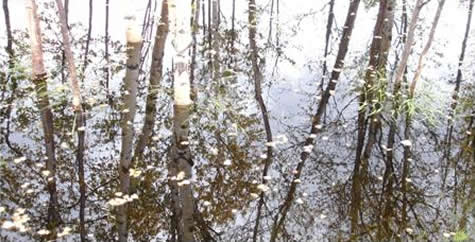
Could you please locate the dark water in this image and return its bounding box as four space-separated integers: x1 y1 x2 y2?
1 0 475 241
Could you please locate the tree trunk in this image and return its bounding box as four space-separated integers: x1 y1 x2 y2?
382 0 426 232
81 0 93 79
350 0 394 236
25 0 62 234
270 1 361 241
169 0 195 240
55 0 89 239
445 0 474 168
319 0 335 92
212 0 221 94
134 0 169 163
248 1 274 241
105 0 110 91
190 0 201 101
2 0 13 58
118 18 142 242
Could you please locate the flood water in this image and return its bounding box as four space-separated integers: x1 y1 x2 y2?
1 0 475 241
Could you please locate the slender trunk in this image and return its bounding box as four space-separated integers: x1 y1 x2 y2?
276 0 280 47
60 0 69 84
134 0 169 164
169 0 195 240
403 0 446 222
267 0 274 45
270 1 361 241
231 0 235 50
118 19 142 242
3 0 13 58
351 0 394 236
383 0 426 231
82 0 93 79
55 0 81 110
190 0 200 101
207 0 212 73
25 0 62 234
55 0 89 240
212 0 220 93
458 113 475 229
78 4 92 240
77 111 86 242
319 0 335 92
248 1 274 241
105 0 110 91
2 0 13 98
445 0 474 167
202 0 206 37
382 1 408 235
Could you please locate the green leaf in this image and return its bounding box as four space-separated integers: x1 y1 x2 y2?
454 231 468 241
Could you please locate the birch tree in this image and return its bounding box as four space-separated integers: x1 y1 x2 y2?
169 0 195 240
117 16 142 242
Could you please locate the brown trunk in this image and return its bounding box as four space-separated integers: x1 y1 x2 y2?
81 0 93 79
248 1 274 241
445 0 474 168
55 0 88 239
383 0 426 232
351 0 394 236
105 0 110 91
3 0 13 58
134 0 169 163
319 0 335 92
270 1 361 241
25 0 62 233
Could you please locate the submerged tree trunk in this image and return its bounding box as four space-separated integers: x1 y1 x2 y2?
351 0 394 236
105 0 110 91
212 0 220 90
3 0 13 59
445 0 474 169
134 0 169 164
25 0 62 233
270 1 361 241
117 18 142 242
81 0 93 79
55 0 88 239
190 0 201 101
248 0 274 241
383 0 426 232
169 0 195 241
319 0 335 92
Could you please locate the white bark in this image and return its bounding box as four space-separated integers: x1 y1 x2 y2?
169 0 194 241
170 0 192 106
118 17 142 242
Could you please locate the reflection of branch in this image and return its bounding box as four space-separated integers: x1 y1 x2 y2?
193 204 219 241
66 176 118 209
